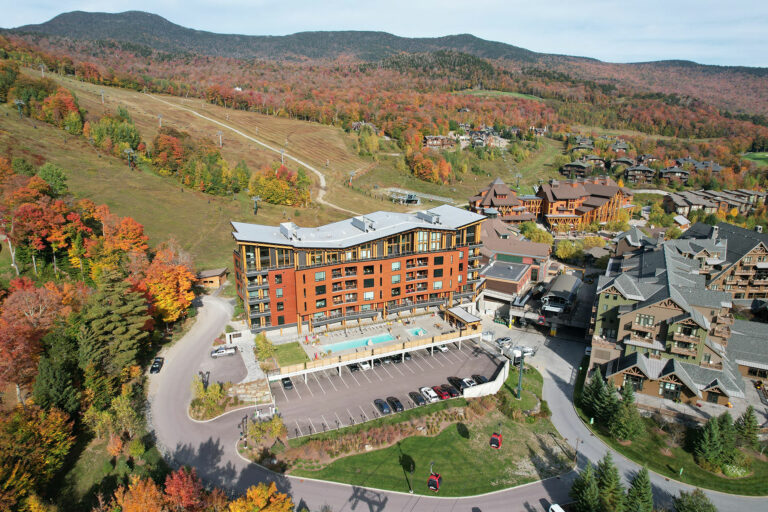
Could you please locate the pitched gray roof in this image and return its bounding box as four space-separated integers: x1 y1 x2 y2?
728 320 768 370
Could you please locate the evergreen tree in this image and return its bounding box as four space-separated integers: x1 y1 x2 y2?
735 405 759 450
717 412 736 464
78 270 150 399
582 372 607 420
694 417 722 468
625 467 653 512
621 383 636 405
610 399 644 441
570 462 600 512
32 324 81 414
674 488 717 512
599 380 620 425
596 452 624 512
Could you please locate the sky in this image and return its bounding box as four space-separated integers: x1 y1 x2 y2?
3 0 767 67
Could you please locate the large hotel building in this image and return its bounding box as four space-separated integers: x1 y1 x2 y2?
232 205 485 332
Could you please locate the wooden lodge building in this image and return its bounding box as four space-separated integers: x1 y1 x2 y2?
231 205 485 333
536 177 635 230
468 178 542 224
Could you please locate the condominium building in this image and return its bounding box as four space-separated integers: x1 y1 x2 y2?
231 205 485 332
536 177 635 229
468 178 542 223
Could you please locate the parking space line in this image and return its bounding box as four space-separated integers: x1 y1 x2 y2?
335 370 350 389
371 405 381 419
346 408 357 426
311 372 326 394
443 349 463 364
407 357 424 372
334 412 344 429
347 368 362 386
320 414 330 432
273 383 289 402
308 417 317 435
359 369 373 383
429 353 446 367
370 367 385 381
379 363 394 378
294 421 303 437
324 371 339 392
391 361 406 376
298 378 311 397
416 352 435 369
358 405 369 422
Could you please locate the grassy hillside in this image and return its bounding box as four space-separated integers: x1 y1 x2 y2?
743 152 768 167
454 89 543 102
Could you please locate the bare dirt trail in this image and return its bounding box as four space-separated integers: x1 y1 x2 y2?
145 94 362 216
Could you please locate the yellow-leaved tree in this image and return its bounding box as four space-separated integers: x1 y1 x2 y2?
228 482 294 512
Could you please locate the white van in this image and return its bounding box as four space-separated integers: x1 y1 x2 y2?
548 505 566 512
420 386 440 403
359 360 371 370
210 346 237 358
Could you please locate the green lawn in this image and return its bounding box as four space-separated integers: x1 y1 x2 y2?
274 342 310 367
743 152 768 167
574 360 768 495
454 89 544 102
291 413 567 496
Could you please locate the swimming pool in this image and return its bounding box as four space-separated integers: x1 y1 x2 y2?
324 332 395 353
407 327 427 337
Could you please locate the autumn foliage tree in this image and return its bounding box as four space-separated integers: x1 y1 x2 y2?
142 240 196 324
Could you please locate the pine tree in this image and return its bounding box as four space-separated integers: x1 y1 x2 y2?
621 383 636 405
610 399 644 441
582 373 607 420
694 417 722 468
735 405 759 450
625 467 653 512
78 270 150 381
717 412 736 464
570 462 600 512
596 452 624 512
32 355 80 414
674 488 717 512
599 379 620 425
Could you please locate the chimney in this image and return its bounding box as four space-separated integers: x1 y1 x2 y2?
712 225 719 240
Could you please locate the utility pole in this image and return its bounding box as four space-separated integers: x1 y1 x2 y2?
158 114 163 128
217 130 223 148
100 89 105 104
39 63 45 78
280 149 285 166
14 99 25 119
516 352 525 400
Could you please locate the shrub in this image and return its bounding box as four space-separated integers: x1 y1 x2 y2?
128 438 145 459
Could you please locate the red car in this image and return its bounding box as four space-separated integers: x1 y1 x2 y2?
432 386 450 400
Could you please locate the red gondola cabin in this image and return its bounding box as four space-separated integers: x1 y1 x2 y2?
490 432 502 449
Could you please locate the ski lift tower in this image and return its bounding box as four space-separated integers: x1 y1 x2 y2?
13 99 25 119
251 196 261 216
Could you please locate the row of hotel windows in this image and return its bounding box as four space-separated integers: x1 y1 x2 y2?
310 256 456 282
313 281 448 309
243 228 477 270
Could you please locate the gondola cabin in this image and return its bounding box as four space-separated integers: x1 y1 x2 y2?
490 432 502 449
427 473 442 492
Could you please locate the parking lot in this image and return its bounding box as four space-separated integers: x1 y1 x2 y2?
269 340 503 439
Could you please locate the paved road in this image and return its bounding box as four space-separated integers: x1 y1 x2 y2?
149 297 768 511
144 94 361 216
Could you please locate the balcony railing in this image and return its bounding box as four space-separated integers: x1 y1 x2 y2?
716 314 734 325
250 308 271 318
735 268 755 276
247 295 270 305
670 345 698 357
632 323 656 334
672 332 700 343
247 281 269 291
713 325 731 338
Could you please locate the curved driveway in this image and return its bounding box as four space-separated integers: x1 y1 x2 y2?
150 296 768 511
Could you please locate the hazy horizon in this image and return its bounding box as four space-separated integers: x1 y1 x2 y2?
3 1 768 67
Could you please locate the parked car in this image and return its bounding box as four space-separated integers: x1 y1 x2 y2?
409 391 427 406
436 344 448 352
403 352 412 361
392 354 403 363
386 396 404 412
432 386 450 400
149 357 164 374
374 398 391 415
373 359 382 367
382 356 392 364
210 346 237 358
348 363 361 372
585 346 592 356
420 386 440 403
462 377 477 388
281 377 293 390
472 374 489 384
360 361 371 370
441 384 460 398
495 337 512 347
448 376 468 391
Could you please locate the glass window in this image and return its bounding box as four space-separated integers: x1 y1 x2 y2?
359 244 372 259
315 271 325 282
345 293 357 302
275 288 283 298
363 265 374 275
315 285 326 295
315 299 326 309
433 268 443 278
363 291 374 301
391 261 401 271
344 250 356 262
430 232 440 251
392 274 401 284
277 316 285 325
392 287 401 296
433 280 443 290
434 256 444 265
364 278 374 288
277 302 284 311
417 231 428 252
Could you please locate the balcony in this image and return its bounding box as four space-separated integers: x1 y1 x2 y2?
632 323 656 334
670 345 698 357
468 253 482 261
387 301 415 313
245 267 269 277
713 325 731 338
247 281 269 291
735 268 755 276
250 308 271 318
716 314 734 325
247 295 270 305
331 271 343 280
344 270 357 277
672 332 700 343
344 284 357 291
752 278 768 285
413 298 447 308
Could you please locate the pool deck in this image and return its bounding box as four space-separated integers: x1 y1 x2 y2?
296 314 455 361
